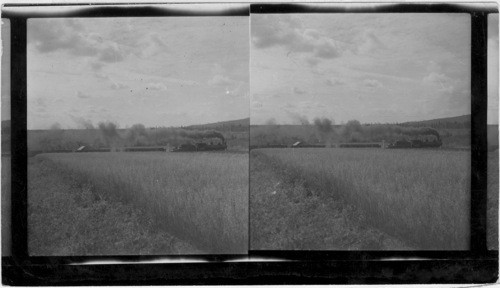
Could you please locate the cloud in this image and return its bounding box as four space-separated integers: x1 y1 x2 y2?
90 61 104 71
98 44 124 63
110 82 128 90
292 87 305 95
357 30 387 54
29 19 98 56
76 91 91 99
306 57 320 67
137 33 169 58
208 74 232 86
423 72 455 93
252 15 342 61
423 72 450 84
325 78 345 86
28 19 126 69
363 79 384 89
147 82 167 91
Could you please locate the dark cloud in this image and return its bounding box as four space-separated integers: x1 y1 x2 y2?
90 61 104 71
98 45 125 63
76 91 91 99
306 57 320 67
252 15 341 60
29 19 126 69
292 87 305 95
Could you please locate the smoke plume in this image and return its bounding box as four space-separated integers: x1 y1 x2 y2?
126 123 148 146
314 118 333 133
313 117 336 147
265 118 278 125
98 121 121 148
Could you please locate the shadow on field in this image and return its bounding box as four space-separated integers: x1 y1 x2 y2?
28 151 248 255
28 156 201 255
250 151 410 250
250 147 470 250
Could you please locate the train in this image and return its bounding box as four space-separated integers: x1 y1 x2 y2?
171 138 227 152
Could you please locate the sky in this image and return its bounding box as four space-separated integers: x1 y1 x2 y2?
488 14 499 125
251 14 471 125
27 17 249 129
1 19 10 121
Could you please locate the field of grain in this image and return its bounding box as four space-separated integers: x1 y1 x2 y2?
28 152 248 255
251 148 470 250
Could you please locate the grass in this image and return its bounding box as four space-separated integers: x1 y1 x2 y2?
250 152 409 250
251 148 470 250
29 157 198 255
29 151 248 255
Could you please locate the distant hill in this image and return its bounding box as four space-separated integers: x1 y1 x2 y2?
186 118 249 132
401 114 470 129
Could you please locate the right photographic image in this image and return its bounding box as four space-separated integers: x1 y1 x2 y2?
250 13 471 250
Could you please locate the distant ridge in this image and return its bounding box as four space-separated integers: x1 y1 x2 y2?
402 114 470 126
186 118 249 131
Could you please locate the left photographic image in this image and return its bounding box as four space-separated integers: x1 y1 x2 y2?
27 16 249 255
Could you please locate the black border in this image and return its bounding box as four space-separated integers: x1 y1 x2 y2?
2 2 499 285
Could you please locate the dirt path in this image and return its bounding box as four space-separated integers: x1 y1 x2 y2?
250 151 411 250
28 157 201 256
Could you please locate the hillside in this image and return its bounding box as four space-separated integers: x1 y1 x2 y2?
187 118 249 132
402 114 470 129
